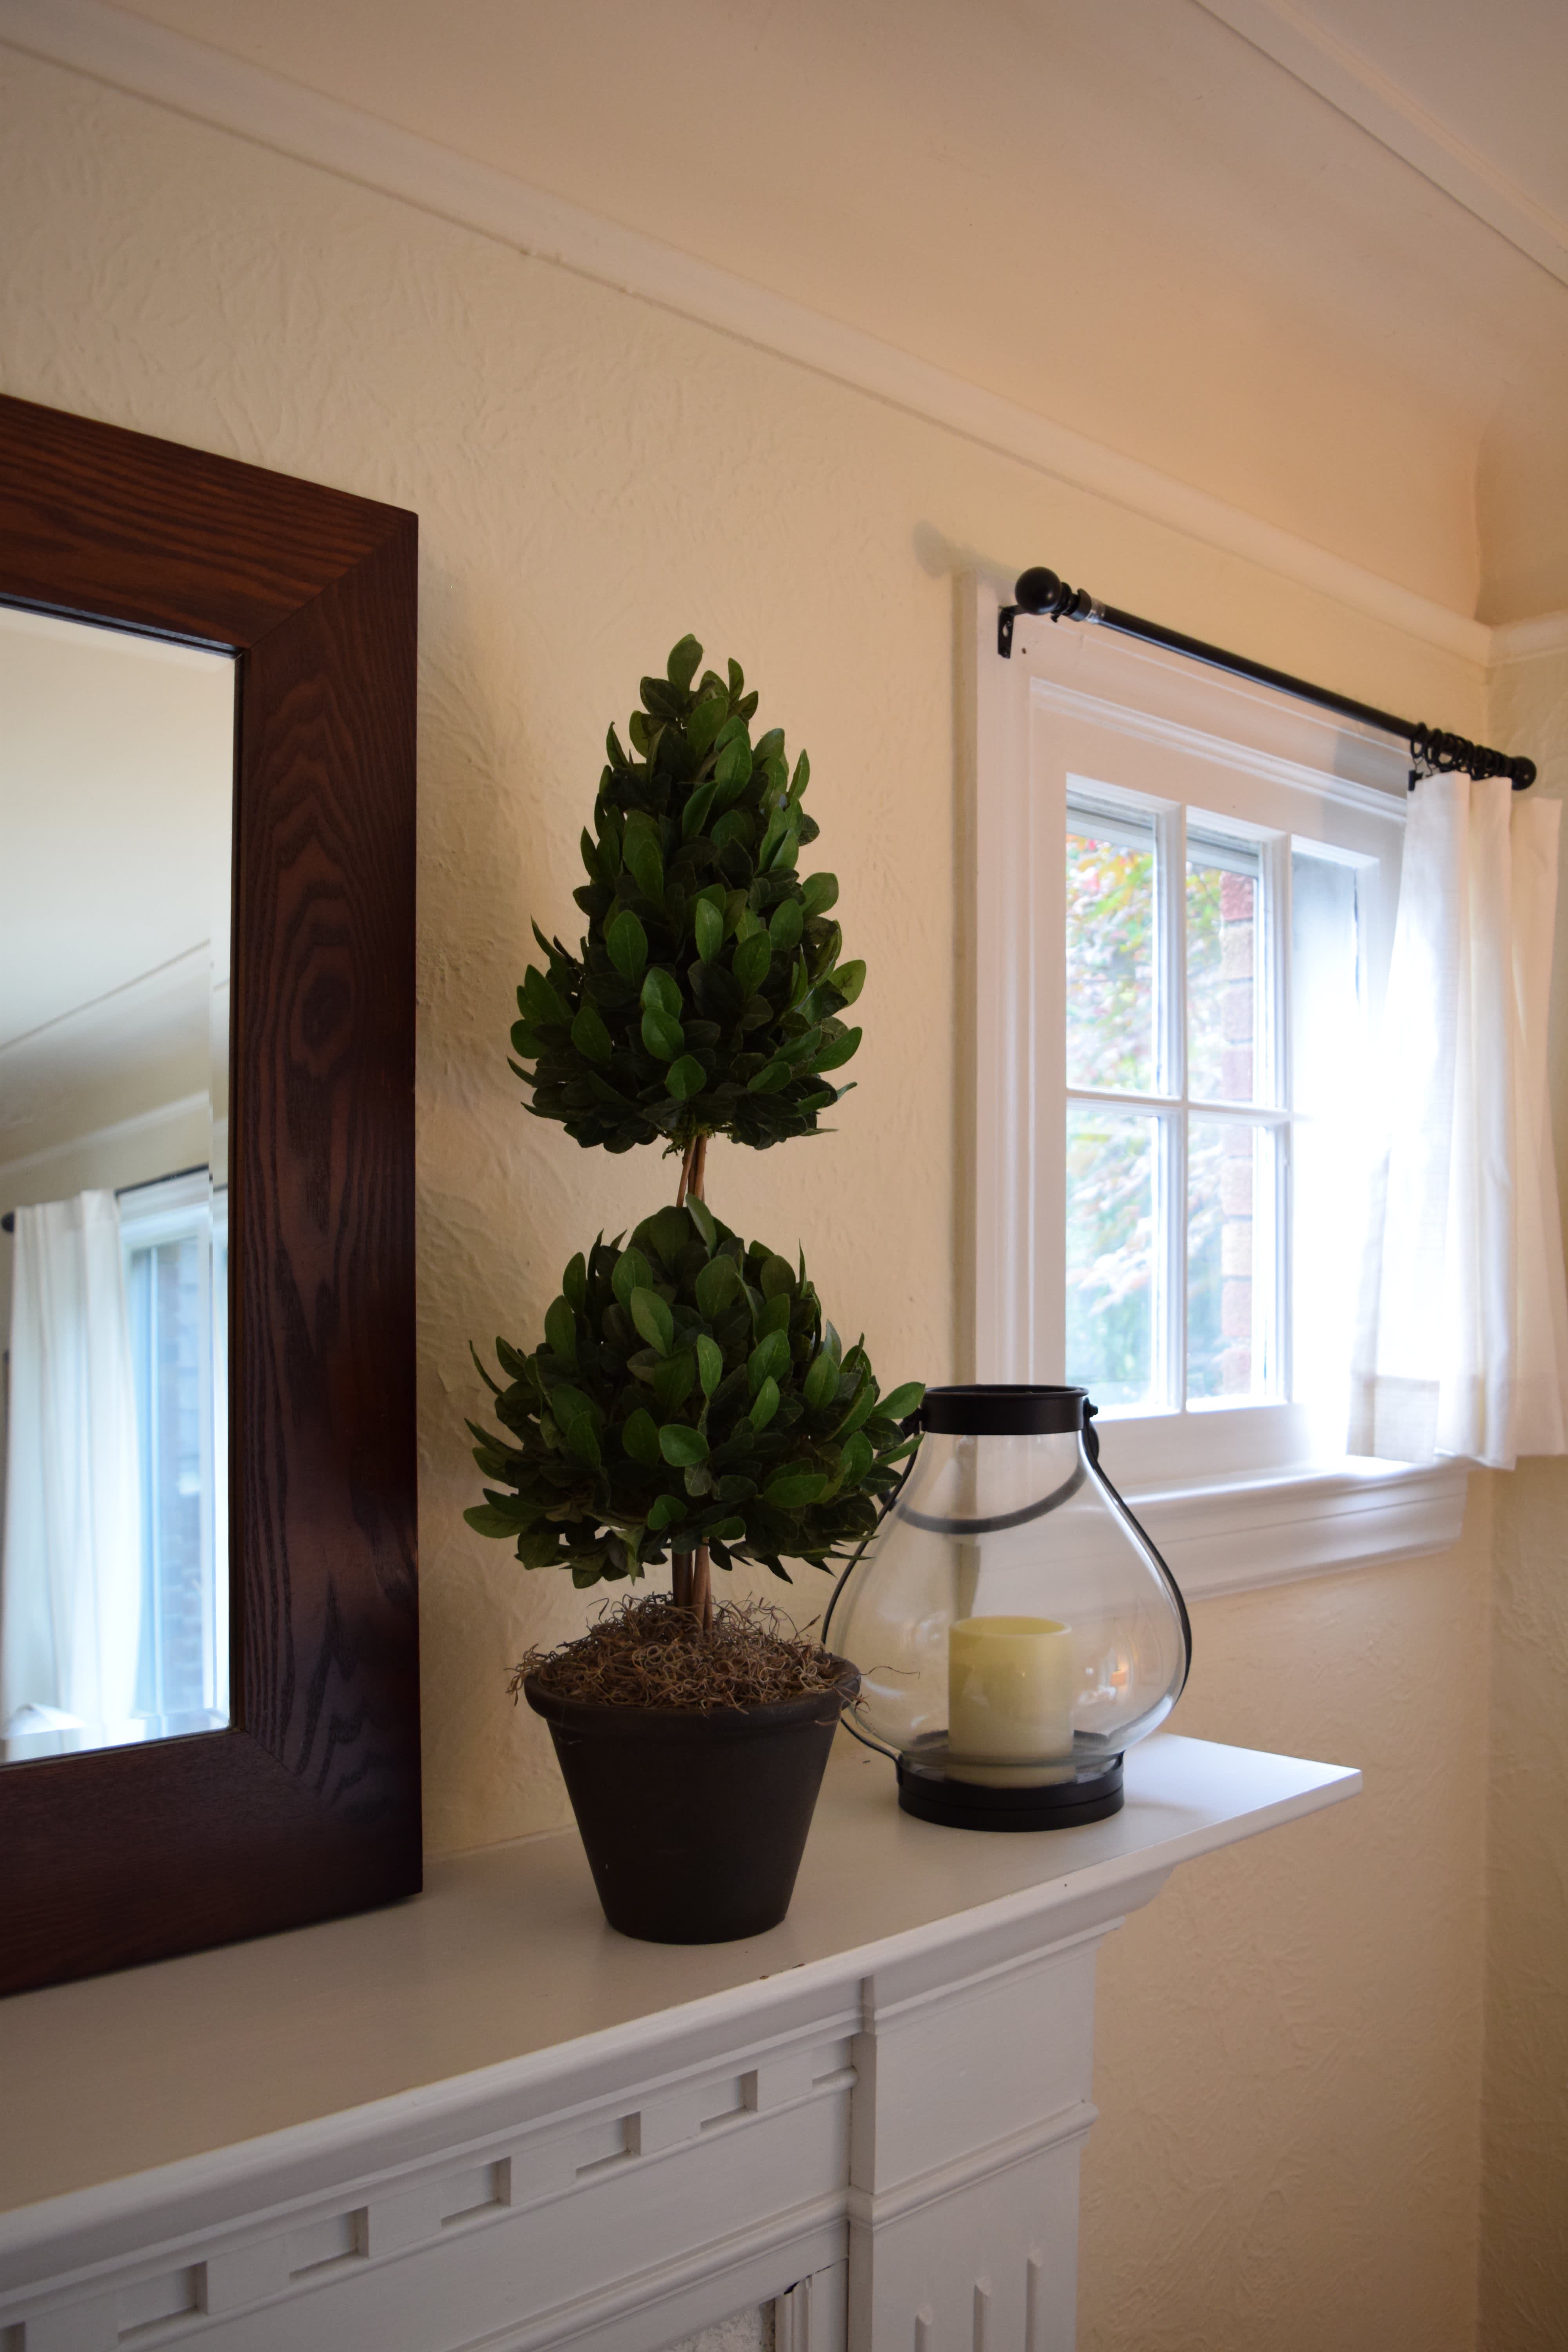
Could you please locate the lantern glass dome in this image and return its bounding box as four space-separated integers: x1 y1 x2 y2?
823 1386 1191 1828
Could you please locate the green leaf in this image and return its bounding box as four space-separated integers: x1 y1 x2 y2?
687 1195 717 1249
612 1247 655 1309
714 733 751 797
748 1328 791 1392
606 909 648 981
647 1492 686 1531
666 1054 705 1100
836 1381 877 1439
759 1253 795 1299
659 1422 710 1467
681 779 718 841
757 1291 791 1339
768 898 804 953
801 872 839 917
563 1251 588 1311
878 1381 926 1422
641 1006 685 1061
522 965 571 1026
804 1348 839 1409
667 633 702 691
696 1334 724 1395
543 1296 577 1365
622 812 665 902
695 1254 739 1319
642 965 682 1020
631 1287 675 1356
763 1471 829 1509
831 958 866 1005
548 1384 602 1466
749 1374 780 1430
733 932 771 995
621 1407 662 1466
814 1025 862 1072
652 1351 696 1413
570 1001 613 1065
747 1059 792 1093
838 1430 874 1488
688 694 728 759
694 897 723 964
464 1503 521 1538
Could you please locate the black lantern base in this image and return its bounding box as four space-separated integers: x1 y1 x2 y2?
896 1754 1124 1831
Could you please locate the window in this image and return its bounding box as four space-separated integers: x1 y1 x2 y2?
968 584 1467 1590
120 1168 228 1731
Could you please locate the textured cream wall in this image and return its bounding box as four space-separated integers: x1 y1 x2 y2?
1479 643 1568 2352
0 42 1505 2351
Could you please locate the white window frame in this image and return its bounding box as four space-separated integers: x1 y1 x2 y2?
964 578 1468 1595
119 1165 229 1730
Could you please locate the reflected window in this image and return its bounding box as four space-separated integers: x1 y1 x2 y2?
122 1170 228 1727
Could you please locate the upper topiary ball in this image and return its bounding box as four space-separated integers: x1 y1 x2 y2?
512 636 864 1154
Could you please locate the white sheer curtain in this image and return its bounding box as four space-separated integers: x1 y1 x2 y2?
1350 773 1568 1469
1 1191 142 1734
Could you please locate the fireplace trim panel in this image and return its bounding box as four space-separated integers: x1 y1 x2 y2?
0 1736 1358 2352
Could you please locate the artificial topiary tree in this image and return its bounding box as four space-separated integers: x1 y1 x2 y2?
468 636 918 1641
509 637 865 1188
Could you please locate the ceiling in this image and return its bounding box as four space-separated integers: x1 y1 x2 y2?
0 606 232 1165
100 0 1568 622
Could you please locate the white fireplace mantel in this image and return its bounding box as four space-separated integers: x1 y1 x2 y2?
0 1733 1357 2352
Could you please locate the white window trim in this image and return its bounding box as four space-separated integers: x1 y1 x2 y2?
962 577 1468 1595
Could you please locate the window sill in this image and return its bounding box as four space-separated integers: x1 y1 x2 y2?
1120 1456 1471 1600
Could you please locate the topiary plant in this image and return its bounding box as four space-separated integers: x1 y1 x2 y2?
511 635 864 1179
466 1202 921 1628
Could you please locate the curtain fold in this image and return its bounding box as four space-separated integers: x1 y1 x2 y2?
1350 774 1568 1469
1 1191 142 1735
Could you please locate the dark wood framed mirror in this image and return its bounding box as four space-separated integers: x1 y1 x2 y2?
0 394 419 1996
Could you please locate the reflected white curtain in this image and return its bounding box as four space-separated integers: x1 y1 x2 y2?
1 1191 142 1732
1350 774 1568 1468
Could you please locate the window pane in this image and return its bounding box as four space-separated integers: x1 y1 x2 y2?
1292 849 1365 1421
1187 842 1260 1101
1067 1102 1159 1409
1066 816 1156 1092
128 1233 214 1723
1187 1120 1273 1405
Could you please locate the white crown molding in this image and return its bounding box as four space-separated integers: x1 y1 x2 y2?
1488 610 1568 668
1193 0 1568 290
0 0 1496 667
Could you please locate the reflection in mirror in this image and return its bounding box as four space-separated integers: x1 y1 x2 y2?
0 606 234 1763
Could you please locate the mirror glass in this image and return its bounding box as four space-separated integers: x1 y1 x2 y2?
0 605 234 1763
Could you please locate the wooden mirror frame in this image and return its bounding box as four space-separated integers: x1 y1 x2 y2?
0 395 420 1996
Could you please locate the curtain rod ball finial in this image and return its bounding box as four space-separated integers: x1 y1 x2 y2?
1014 567 1062 613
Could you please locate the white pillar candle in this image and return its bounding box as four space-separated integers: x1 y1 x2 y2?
947 1615 1076 1787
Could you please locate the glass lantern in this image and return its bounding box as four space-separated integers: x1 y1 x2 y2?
823 1386 1191 1828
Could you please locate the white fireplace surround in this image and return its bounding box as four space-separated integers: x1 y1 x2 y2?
0 1735 1357 2352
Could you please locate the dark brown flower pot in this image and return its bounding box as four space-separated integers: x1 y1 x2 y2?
523 1662 858 1944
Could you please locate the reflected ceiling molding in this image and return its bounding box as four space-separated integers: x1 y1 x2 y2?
0 940 213 1061
0 0 1495 664
1489 610 1568 667
0 1088 209 1185
1194 0 1568 289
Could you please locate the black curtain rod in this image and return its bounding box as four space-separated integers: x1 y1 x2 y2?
0 1163 209 1237
997 566 1535 791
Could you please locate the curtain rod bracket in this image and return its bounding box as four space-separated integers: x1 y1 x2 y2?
996 565 1536 790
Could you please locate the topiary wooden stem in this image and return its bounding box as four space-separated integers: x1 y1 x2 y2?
673 1138 712 1630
